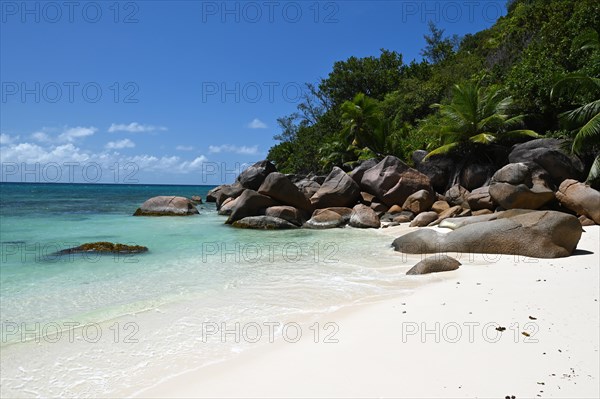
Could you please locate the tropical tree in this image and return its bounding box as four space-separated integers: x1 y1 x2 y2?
420 81 539 158
339 93 387 157
551 28 600 183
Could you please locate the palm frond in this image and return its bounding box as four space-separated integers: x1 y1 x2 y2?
423 142 459 159
559 99 600 129
572 28 600 52
551 75 600 99
572 112 600 153
469 133 496 144
503 129 541 139
586 154 600 184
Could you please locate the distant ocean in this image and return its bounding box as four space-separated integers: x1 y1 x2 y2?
0 183 414 397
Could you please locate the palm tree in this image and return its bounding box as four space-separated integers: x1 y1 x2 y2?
421 81 539 158
551 28 600 184
339 93 387 157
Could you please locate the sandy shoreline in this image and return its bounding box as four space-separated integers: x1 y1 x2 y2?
138 225 599 398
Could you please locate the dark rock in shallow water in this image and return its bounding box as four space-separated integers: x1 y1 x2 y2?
265 206 306 226
215 184 246 208
406 255 461 275
236 160 277 190
226 190 279 224
393 210 582 258
55 242 148 255
304 209 345 229
190 195 203 204
232 216 298 229
218 197 239 216
133 196 199 216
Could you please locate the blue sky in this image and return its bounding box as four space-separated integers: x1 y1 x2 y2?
0 1 505 184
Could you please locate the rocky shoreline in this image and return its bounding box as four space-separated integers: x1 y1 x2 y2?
132 138 599 264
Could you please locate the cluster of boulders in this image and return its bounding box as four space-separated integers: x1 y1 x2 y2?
130 138 598 260
203 157 441 230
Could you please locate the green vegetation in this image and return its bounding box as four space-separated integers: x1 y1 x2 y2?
267 0 599 180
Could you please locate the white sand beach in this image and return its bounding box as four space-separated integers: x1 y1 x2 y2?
140 225 600 398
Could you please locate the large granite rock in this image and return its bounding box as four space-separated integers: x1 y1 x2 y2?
409 211 438 227
226 190 279 224
361 156 433 207
459 162 494 191
349 204 381 228
406 255 461 275
415 153 456 193
217 197 239 216
304 209 345 229
431 200 450 214
489 162 554 209
402 189 435 214
310 167 361 209
556 179 600 224
133 196 199 216
349 158 379 184
265 206 305 226
209 184 246 208
295 179 321 199
236 160 277 190
509 138 584 185
467 186 496 211
444 184 470 208
232 216 298 229
393 210 582 258
258 172 313 212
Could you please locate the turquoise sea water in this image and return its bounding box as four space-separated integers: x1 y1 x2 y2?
0 183 416 397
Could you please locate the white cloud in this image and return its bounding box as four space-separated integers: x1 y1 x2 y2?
0 133 19 145
176 145 194 151
108 122 167 133
1 138 209 177
208 144 259 155
105 139 135 150
31 131 51 143
246 118 267 129
57 126 97 142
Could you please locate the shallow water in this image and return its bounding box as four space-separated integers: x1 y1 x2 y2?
0 183 416 397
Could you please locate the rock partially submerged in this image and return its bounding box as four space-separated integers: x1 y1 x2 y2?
133 196 199 216
393 210 582 258
226 190 279 224
406 255 461 275
304 209 346 229
232 216 298 229
55 242 148 255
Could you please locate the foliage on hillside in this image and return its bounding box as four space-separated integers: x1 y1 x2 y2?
267 0 600 179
